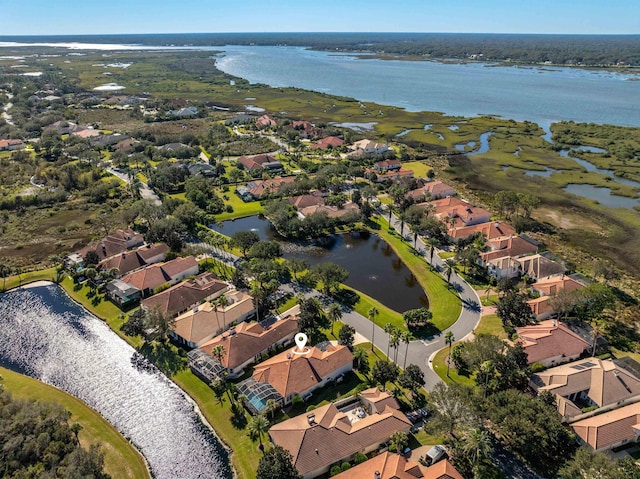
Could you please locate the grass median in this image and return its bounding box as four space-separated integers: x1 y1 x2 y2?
0 366 150 479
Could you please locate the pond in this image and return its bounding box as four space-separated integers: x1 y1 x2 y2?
212 216 428 312
0 284 232 479
563 184 640 210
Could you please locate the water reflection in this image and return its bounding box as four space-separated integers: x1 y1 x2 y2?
0 285 232 479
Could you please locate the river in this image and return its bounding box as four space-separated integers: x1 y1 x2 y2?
0 284 232 479
215 45 640 128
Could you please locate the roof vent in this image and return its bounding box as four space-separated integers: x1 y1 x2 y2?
307 414 316 425
552 320 557 327
315 448 319 454
374 472 381 479
287 353 292 359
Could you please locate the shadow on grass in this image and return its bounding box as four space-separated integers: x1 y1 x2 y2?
411 323 441 340
331 288 359 309
307 371 363 406
139 341 187 376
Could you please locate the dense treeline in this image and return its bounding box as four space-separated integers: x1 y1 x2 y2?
0 384 110 478
4 33 639 66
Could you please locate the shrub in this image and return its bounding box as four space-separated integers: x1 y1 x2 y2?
341 462 351 472
530 362 546 373
330 465 342 477
291 395 304 408
354 452 367 465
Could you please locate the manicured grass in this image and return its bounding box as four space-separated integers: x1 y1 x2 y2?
169 192 187 201
402 161 433 179
0 367 149 479
344 285 406 331
371 216 462 332
480 294 499 307
438 251 455 259
378 195 393 205
432 346 475 387
474 314 507 340
1 268 56 291
214 186 264 221
412 428 445 447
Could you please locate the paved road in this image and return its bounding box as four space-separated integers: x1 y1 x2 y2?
105 167 162 206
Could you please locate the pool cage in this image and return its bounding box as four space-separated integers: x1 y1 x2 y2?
187 349 226 383
237 377 283 414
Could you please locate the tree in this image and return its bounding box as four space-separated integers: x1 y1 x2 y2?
425 237 439 264
398 364 425 395
427 382 476 439
121 309 146 337
402 308 432 329
389 431 409 453
445 331 455 378
288 258 309 281
249 240 282 259
353 347 370 375
384 323 395 359
247 414 270 450
401 331 413 369
298 296 327 335
232 230 260 257
338 324 355 349
256 445 302 479
0 262 12 292
173 202 203 232
461 428 493 479
389 327 401 363
496 290 534 329
84 250 100 267
368 306 379 351
326 302 343 337
211 344 226 364
443 258 456 283
145 306 175 342
313 262 349 295
371 360 399 391
558 447 640 479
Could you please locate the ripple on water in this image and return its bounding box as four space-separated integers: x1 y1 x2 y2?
0 285 231 479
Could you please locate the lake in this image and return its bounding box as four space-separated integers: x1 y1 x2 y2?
212 215 428 312
0 284 232 479
216 45 640 128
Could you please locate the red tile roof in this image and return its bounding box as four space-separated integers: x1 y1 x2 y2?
480 236 538 263
571 401 640 450
120 256 197 291
77 229 145 262
516 320 590 365
99 243 169 275
237 154 280 171
407 181 455 201
314 136 344 149
448 221 515 240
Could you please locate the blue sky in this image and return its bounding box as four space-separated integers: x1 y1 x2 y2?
2 0 638 35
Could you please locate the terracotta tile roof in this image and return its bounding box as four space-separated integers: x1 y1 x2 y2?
314 136 344 149
120 256 197 291
172 289 256 346
199 314 299 370
360 387 401 413
332 452 425 479
407 181 455 201
237 154 280 171
422 459 464 479
71 128 101 138
270 402 412 477
252 344 353 398
533 358 640 417
516 254 565 280
299 202 360 219
480 236 538 263
288 194 325 209
99 243 170 275
76 229 144 261
527 296 554 317
447 221 515 240
368 168 415 181
141 272 228 317
375 159 402 170
516 320 590 364
239 176 296 197
533 275 584 296
422 197 491 227
571 401 640 450
350 139 389 151
0 139 25 149
256 115 276 128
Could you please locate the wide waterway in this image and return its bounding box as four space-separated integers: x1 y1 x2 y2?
211 215 428 312
215 45 640 128
0 284 232 479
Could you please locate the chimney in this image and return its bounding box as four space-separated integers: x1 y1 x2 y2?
552 320 557 327
374 472 381 479
307 414 316 425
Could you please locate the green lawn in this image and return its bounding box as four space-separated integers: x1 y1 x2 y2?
1 268 56 291
474 314 508 339
0 367 149 479
402 161 433 179
214 186 264 221
371 216 462 332
432 346 475 386
343 285 406 332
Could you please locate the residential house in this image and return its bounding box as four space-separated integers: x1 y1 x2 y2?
224 113 255 126
298 202 360 219
158 142 189 153
197 309 299 378
374 159 402 172
237 154 283 174
119 256 198 297
531 358 640 420
99 243 170 276
447 221 515 241
422 197 491 228
571 401 640 451
288 194 325 210
256 114 277 128
332 452 463 479
236 176 296 201
407 180 455 202
269 398 412 479
168 106 198 117
349 139 391 157
183 162 216 177
171 289 256 348
243 343 353 409
290 120 316 138
0 139 26 151
528 275 585 319
313 136 344 149
515 319 590 367
71 229 145 265
360 387 405 414
141 272 228 318
46 120 85 135
478 235 538 266
90 133 130 149
369 168 415 183
72 128 101 139
487 253 565 280
104 279 142 308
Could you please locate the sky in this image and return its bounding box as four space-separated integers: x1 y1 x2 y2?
1 0 638 36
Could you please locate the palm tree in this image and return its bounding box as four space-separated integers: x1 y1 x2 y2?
384 323 395 359
591 320 604 356
326 303 343 337
443 258 456 284
211 344 225 364
0 262 12 292
265 399 279 420
390 328 401 364
401 331 413 369
425 237 439 265
462 428 493 479
368 306 379 351
445 331 455 378
399 211 407 237
216 294 230 331
248 415 270 451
